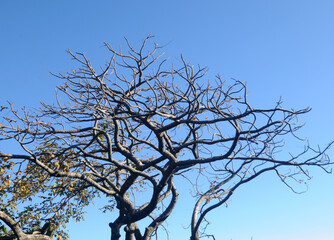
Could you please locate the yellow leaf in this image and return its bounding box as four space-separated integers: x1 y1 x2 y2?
54 162 60 169
5 180 11 186
3 157 9 160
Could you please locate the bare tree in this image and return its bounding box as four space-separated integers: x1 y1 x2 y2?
0 36 332 240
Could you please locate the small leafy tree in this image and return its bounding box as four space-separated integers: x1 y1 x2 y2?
0 36 332 240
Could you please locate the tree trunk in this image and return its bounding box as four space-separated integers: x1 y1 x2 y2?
109 221 122 240
19 232 52 240
124 223 142 240
190 233 199 240
0 232 53 240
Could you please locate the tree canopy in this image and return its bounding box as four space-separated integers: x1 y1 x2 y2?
0 36 332 240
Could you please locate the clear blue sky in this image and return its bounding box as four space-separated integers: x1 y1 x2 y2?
1 1 334 239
